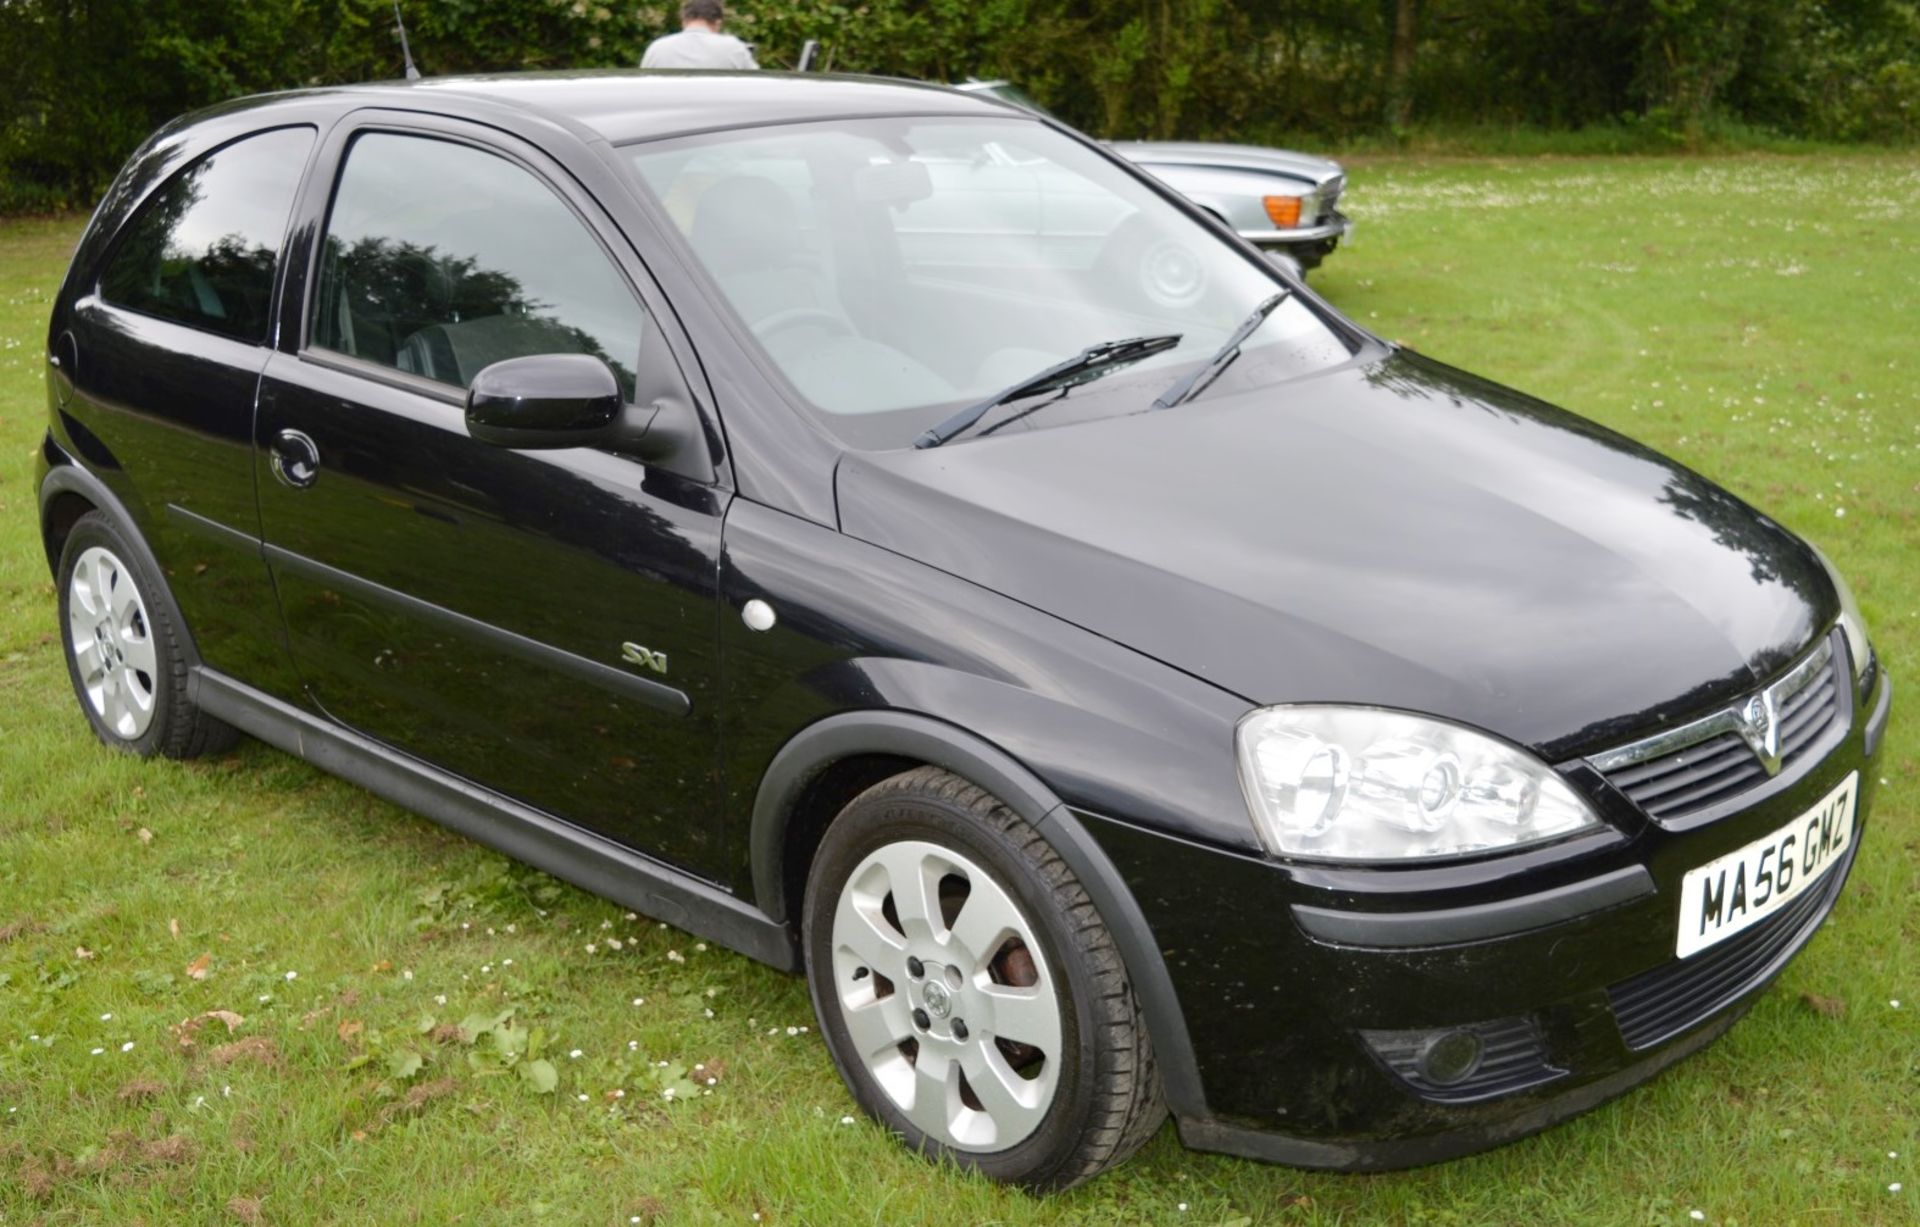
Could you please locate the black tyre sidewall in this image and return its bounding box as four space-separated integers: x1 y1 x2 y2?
56 513 179 757
803 785 1102 1188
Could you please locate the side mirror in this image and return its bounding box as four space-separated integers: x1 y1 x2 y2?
465 353 622 450
465 344 714 483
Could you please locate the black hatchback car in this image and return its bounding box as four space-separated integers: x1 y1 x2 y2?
36 72 1892 1189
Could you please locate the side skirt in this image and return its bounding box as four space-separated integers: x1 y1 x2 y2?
194 668 798 971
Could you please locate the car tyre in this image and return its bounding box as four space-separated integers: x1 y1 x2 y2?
803 765 1165 1190
56 511 238 759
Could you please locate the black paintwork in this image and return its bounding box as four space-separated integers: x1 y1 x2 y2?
1084 643 1884 1153
840 349 1835 766
465 353 624 447
36 71 1888 1169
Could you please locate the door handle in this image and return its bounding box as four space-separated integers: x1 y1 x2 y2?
270 429 321 489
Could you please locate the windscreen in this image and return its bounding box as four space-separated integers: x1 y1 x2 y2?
628 115 1354 448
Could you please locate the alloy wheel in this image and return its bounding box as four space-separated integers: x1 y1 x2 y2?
828 838 1064 1151
66 545 158 740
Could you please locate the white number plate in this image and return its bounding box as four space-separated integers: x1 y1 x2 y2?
1675 772 1856 959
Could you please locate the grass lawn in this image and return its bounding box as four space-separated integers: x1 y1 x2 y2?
2 154 1916 1225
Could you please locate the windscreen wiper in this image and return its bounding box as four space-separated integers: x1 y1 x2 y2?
1152 290 1292 410
914 334 1183 449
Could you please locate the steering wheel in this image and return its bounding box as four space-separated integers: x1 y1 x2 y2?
753 307 854 342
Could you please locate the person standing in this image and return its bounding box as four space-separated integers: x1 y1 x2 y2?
641 1 758 70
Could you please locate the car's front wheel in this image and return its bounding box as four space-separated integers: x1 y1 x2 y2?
803 766 1165 1189
56 511 236 758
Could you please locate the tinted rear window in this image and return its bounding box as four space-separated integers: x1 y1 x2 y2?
98 126 314 344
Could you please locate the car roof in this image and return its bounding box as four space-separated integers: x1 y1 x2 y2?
231 71 1015 145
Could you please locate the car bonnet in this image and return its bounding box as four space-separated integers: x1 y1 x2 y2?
1109 141 1342 187
834 349 1834 761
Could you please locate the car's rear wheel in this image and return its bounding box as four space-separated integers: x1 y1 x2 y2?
803 766 1165 1189
56 511 236 758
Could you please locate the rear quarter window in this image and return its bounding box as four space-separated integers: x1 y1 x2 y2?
98 125 315 344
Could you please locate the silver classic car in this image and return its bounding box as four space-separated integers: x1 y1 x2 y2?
957 81 1350 273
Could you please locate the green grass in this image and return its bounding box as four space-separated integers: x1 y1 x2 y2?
1301 119 1901 159
2 155 1916 1224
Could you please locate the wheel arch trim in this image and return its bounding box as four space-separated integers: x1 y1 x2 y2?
38 457 208 679
749 708 1209 1119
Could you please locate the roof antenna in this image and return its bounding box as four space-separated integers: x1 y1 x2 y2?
393 2 422 80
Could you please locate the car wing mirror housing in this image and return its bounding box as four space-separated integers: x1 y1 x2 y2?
466 347 713 483
466 353 624 449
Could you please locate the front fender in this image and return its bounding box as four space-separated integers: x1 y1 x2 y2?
744 706 1213 1122
746 654 1242 845
718 499 1258 1120
1138 162 1318 234
717 501 1254 876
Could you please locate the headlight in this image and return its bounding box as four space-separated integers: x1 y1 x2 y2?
1235 706 1601 861
1810 545 1872 681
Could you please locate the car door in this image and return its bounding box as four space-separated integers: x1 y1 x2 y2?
65 124 316 700
254 116 732 879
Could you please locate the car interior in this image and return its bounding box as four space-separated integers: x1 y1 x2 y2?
98 165 282 345
629 117 1353 449
312 133 643 401
637 127 1225 421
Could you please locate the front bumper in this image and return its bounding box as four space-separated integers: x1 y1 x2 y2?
1238 211 1350 269
1085 653 1890 1170
1237 212 1350 247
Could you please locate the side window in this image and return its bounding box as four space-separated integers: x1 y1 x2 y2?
314 133 645 399
98 126 315 344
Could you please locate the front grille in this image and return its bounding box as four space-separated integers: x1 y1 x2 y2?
1319 175 1345 218
1605 731 1767 820
1361 1016 1565 1104
1777 658 1841 767
1607 847 1851 1051
1595 636 1842 822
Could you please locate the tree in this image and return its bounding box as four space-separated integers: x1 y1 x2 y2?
1383 0 1419 130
